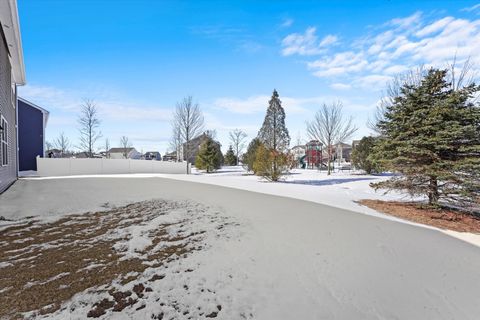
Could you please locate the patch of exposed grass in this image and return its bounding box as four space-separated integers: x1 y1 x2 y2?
0 200 205 319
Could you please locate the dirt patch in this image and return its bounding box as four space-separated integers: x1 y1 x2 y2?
0 200 214 319
359 200 480 233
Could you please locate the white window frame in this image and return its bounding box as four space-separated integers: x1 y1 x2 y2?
1 115 8 166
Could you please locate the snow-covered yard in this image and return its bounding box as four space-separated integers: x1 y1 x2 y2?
1 168 480 319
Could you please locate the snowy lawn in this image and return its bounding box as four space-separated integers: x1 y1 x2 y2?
0 200 240 319
1 170 479 319
158 166 480 246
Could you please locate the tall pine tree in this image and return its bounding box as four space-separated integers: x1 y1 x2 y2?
256 89 291 181
371 69 480 206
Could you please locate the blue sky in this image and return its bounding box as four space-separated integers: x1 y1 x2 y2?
18 0 480 154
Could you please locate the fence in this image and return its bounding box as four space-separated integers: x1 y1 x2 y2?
36 157 190 176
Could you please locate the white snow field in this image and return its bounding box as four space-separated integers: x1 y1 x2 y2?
13 166 479 246
0 168 479 319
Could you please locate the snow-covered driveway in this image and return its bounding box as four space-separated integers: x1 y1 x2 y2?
1 176 480 319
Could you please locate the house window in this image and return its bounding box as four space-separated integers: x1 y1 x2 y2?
1 116 8 166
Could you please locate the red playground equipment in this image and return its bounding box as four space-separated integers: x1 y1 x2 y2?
305 140 324 169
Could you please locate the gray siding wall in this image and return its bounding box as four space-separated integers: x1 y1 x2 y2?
0 33 16 193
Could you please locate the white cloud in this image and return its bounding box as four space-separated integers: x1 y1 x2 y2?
461 3 480 12
281 10 480 91
281 18 294 28
383 64 409 75
281 27 338 56
19 84 172 123
214 95 269 114
354 75 393 89
213 94 330 114
319 34 338 47
388 11 422 29
330 83 351 90
415 17 454 37
308 51 368 77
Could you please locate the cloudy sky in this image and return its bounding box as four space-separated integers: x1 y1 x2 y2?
18 0 480 154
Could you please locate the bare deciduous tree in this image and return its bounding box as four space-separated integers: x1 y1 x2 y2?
104 138 110 158
369 57 477 134
307 102 358 175
171 96 204 167
229 129 247 166
78 99 102 158
54 132 70 157
45 140 53 151
368 66 427 135
169 125 182 162
120 136 131 159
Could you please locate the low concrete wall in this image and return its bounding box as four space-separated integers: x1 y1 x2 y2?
37 157 189 176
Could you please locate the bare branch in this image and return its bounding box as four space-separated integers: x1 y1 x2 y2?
119 136 132 159
54 132 70 157
306 101 358 175
229 129 247 166
78 99 102 158
171 96 205 165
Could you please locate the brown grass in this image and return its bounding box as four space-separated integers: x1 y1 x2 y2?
0 200 203 319
359 199 480 233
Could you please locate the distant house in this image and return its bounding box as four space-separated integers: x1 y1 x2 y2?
162 151 177 162
108 147 142 159
352 140 361 149
0 0 26 193
291 145 306 158
290 145 306 168
334 142 353 163
144 151 161 161
182 133 221 164
46 149 62 158
17 98 49 171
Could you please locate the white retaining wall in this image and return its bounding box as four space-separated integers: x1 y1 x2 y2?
37 157 190 176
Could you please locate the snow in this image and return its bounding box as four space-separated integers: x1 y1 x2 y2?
7 166 480 247
2 167 480 319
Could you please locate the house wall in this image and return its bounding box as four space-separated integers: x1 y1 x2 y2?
0 29 16 193
18 100 44 171
37 158 190 176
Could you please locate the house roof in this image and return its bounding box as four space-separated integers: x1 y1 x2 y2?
306 140 322 146
164 151 177 157
291 145 306 150
0 0 25 85
108 147 135 153
336 142 352 148
18 97 50 126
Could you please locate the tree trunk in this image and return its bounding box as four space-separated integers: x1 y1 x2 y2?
428 176 439 206
327 147 331 175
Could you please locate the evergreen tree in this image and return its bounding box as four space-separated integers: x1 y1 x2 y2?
253 145 290 182
351 136 381 174
258 89 290 151
224 145 237 166
256 89 291 181
195 138 223 173
371 68 480 206
242 138 262 173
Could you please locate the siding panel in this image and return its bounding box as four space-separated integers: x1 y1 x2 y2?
0 33 16 193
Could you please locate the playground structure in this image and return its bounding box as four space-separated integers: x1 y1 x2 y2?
305 140 326 169
293 140 353 171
